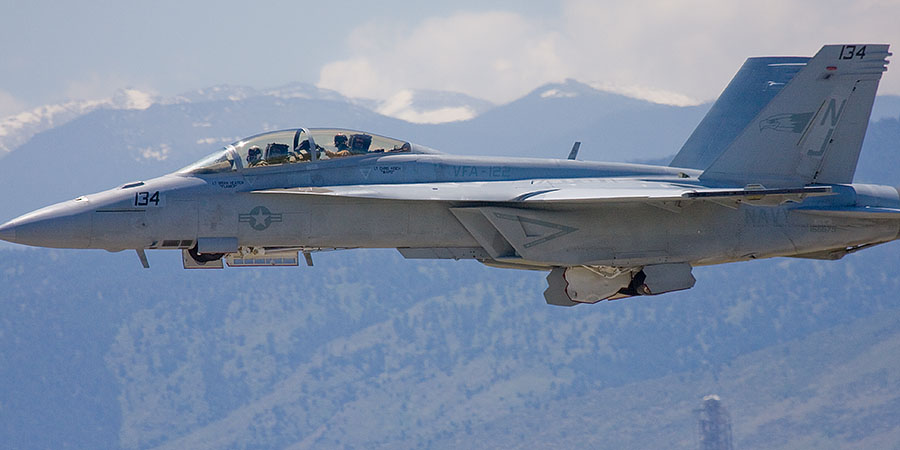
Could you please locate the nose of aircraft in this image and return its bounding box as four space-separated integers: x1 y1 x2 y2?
0 200 93 248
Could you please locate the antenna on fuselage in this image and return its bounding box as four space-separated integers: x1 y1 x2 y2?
567 141 581 160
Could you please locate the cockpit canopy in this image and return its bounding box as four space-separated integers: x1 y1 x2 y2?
180 128 414 174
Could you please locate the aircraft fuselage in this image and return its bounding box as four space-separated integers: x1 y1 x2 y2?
4 153 898 272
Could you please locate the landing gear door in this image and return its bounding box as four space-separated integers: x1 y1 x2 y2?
182 250 224 269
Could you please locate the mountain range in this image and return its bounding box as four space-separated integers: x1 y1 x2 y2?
0 80 711 218
1 80 900 449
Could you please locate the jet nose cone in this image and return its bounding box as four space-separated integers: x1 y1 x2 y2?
1 201 93 248
0 220 16 243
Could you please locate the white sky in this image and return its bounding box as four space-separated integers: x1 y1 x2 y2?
2 0 900 116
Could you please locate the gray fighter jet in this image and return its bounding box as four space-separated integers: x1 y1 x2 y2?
1 44 897 306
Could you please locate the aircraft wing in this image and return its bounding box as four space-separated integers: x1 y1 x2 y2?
252 179 832 205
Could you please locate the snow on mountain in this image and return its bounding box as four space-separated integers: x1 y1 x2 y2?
163 85 262 104
0 88 155 156
263 82 348 101
0 77 708 160
0 83 493 158
160 82 351 105
526 78 701 107
533 79 599 100
0 83 350 159
3 74 889 168
110 88 156 110
587 80 703 106
375 89 495 124
422 79 708 162
162 83 348 105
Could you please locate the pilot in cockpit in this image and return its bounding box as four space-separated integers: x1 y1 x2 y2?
327 133 372 158
326 133 352 158
349 134 372 155
334 133 350 152
247 146 263 166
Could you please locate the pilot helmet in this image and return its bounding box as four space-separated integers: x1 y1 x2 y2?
247 146 261 160
334 133 348 145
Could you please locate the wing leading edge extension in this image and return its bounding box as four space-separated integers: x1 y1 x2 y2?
251 180 833 206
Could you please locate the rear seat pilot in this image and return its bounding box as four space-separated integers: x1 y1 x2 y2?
326 133 352 158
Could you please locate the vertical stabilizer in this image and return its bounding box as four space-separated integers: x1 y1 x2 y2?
699 44 890 187
671 56 808 170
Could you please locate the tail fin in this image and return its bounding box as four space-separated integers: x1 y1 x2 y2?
696 44 890 187
671 56 809 170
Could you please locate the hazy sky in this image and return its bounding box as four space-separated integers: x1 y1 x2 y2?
2 0 900 117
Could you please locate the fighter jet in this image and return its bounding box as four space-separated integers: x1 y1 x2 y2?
1 44 897 306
